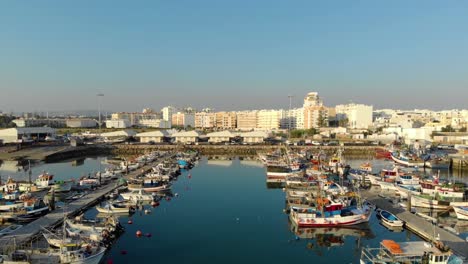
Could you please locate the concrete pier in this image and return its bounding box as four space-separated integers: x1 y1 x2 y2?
0 153 172 252
362 188 468 260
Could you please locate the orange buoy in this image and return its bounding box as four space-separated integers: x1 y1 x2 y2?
107 259 114 264
127 219 133 224
136 230 142 237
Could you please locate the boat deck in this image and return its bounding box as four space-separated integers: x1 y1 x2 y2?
362 188 468 260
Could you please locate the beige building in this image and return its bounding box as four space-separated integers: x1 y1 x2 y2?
111 110 163 127
303 92 327 129
172 112 195 128
236 111 258 130
257 110 284 130
136 130 169 143
171 130 202 144
215 112 237 130
206 130 236 143
66 118 97 128
195 112 216 129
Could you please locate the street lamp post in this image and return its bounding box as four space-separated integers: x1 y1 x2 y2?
97 93 104 136
288 95 293 139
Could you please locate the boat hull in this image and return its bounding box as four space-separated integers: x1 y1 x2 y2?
453 206 468 220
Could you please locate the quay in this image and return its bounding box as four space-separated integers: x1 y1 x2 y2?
0 152 174 251
362 188 468 260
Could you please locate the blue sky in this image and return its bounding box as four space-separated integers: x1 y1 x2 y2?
1 1 467 113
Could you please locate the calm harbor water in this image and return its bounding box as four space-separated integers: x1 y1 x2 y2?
1 156 467 263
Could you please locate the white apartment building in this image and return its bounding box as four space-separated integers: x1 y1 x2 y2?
162 106 177 126
111 110 163 127
281 108 304 130
106 119 130 128
335 103 373 129
256 110 284 130
138 119 171 129
195 112 216 129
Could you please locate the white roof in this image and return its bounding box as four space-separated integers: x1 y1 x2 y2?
171 130 202 137
100 130 137 137
240 131 269 138
0 127 56 135
206 130 236 138
136 130 169 137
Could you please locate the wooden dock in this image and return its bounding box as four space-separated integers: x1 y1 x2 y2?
363 189 468 260
0 153 173 252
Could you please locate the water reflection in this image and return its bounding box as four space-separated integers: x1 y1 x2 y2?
288 220 375 258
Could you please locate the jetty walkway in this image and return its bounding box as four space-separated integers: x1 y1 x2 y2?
0 153 174 251
362 189 468 260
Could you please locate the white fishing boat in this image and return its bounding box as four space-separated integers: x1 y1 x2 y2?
453 206 468 220
395 184 421 199
397 174 420 185
35 172 55 189
360 240 455 264
95 201 136 214
120 189 156 201
410 195 451 210
289 199 372 228
65 216 118 233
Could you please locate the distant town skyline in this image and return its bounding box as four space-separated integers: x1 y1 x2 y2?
1 1 468 112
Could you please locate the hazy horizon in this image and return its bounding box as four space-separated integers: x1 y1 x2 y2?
1 1 467 113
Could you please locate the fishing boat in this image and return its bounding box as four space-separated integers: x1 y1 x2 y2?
120 189 156 201
266 166 298 183
79 178 100 189
453 206 468 220
289 198 372 227
360 239 456 264
95 201 136 214
397 174 420 186
0 224 22 236
49 180 73 193
377 209 404 228
395 184 421 199
13 199 49 223
65 216 119 233
391 151 425 167
410 195 451 210
35 172 55 189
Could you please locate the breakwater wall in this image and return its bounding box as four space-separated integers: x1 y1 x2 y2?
110 144 380 156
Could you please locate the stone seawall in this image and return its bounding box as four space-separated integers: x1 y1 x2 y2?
110 144 380 156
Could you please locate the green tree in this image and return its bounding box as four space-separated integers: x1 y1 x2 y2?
459 127 467 132
441 125 455 132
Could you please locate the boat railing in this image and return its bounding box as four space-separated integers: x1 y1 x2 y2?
360 247 424 264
